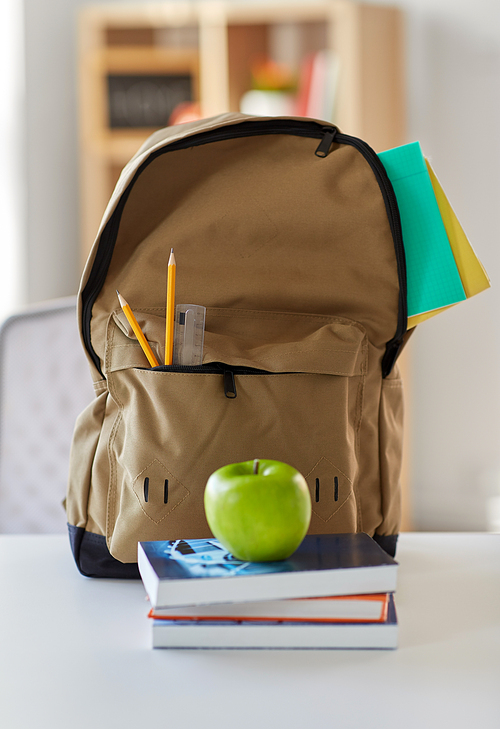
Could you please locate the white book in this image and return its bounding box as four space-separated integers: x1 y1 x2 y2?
150 596 398 650
150 593 390 622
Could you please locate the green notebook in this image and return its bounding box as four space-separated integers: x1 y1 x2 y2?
378 141 466 318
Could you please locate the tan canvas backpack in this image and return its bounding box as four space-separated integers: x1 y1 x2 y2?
66 113 407 578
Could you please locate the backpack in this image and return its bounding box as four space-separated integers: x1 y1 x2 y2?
66 112 408 578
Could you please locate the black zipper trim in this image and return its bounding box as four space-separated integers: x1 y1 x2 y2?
335 132 407 376
82 119 406 378
150 362 276 374
147 361 298 399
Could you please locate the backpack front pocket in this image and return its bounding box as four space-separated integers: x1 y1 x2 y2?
104 308 368 563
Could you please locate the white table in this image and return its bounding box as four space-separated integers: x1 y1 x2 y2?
0 533 499 729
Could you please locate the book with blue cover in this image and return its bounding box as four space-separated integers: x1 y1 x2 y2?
138 533 398 609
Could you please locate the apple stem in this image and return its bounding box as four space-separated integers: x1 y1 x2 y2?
253 459 260 475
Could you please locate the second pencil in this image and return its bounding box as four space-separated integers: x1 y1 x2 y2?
165 248 176 365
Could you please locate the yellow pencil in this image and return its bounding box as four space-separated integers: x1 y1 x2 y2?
165 248 176 365
116 291 159 368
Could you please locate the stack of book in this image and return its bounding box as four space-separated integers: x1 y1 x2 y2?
137 532 399 650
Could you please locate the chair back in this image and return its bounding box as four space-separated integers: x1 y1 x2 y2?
0 297 94 532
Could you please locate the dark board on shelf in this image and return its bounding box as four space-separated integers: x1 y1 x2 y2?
107 74 193 128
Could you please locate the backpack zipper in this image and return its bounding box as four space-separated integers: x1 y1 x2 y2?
315 126 337 157
149 361 291 399
82 119 406 378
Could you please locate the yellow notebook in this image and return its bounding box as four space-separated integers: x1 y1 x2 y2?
406 160 490 328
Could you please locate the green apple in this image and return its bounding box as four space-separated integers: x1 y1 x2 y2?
204 459 312 562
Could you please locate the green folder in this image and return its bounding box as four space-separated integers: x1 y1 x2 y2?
378 141 466 318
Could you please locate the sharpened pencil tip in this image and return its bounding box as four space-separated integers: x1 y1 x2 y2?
116 290 126 307
168 248 176 266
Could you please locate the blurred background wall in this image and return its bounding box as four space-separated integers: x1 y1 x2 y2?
1 0 499 531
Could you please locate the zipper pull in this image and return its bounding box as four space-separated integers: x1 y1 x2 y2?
223 368 237 399
315 127 337 158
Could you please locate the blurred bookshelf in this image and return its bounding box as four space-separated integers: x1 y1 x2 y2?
78 0 405 260
78 0 412 529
